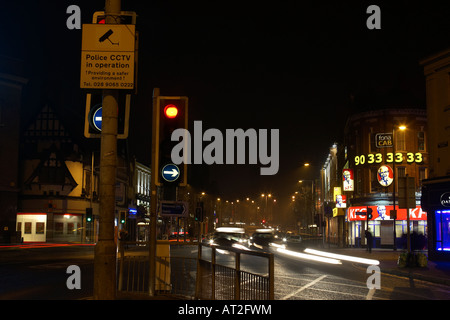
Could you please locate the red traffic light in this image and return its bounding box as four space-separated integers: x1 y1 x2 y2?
164 104 178 119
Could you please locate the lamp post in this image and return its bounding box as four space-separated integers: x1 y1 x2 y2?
261 193 272 222
392 125 406 251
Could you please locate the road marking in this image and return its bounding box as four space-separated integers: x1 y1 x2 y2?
281 274 327 300
366 288 376 300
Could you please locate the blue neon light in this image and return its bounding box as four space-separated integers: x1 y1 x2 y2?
435 210 450 251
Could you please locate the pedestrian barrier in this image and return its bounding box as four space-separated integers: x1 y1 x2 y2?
196 243 274 300
117 241 274 300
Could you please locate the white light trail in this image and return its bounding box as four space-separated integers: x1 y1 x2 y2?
304 248 380 266
277 248 342 265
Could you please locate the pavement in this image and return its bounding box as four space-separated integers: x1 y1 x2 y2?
319 246 450 286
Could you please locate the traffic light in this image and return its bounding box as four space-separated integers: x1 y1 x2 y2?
366 207 373 220
86 208 93 222
195 206 203 222
120 211 126 224
92 11 137 24
156 96 188 186
84 92 131 139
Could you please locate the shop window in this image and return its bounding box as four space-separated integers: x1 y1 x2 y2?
368 221 380 237
435 210 450 251
67 223 75 234
55 222 64 234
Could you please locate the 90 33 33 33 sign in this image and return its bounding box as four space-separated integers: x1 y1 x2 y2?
354 152 423 166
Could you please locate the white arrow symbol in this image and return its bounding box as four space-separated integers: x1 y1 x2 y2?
163 169 179 177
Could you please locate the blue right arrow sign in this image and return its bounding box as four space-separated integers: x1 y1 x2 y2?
161 163 180 182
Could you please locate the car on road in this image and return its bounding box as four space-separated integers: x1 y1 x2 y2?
249 229 286 250
286 234 302 243
209 227 249 248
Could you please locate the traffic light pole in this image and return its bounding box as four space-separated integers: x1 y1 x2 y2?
93 0 121 300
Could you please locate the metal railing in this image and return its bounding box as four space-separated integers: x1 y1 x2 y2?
196 243 274 300
117 241 274 300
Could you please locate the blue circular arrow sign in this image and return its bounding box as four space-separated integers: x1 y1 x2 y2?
92 106 102 131
161 164 180 182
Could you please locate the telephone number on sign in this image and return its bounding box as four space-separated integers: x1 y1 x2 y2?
354 152 423 166
92 82 134 88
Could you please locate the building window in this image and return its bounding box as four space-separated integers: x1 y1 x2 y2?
67 223 75 234
370 168 382 193
397 167 406 178
356 169 361 195
55 222 64 234
396 130 406 151
419 167 428 182
369 132 376 153
36 222 45 234
24 222 32 234
417 131 426 151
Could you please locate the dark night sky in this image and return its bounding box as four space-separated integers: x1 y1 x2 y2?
1 1 449 205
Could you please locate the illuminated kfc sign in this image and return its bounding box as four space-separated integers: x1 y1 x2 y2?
343 169 354 191
348 205 427 221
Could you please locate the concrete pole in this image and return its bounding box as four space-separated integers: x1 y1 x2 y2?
149 88 160 296
93 0 121 300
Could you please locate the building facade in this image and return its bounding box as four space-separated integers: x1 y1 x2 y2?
342 108 428 249
421 48 450 260
0 61 28 243
320 143 345 246
15 102 136 243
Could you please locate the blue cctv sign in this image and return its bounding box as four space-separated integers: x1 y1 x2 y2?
161 164 180 182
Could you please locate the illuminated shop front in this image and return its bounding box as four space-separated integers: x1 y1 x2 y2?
16 212 83 243
347 205 427 248
422 179 450 260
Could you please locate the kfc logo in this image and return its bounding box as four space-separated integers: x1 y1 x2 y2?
377 165 393 187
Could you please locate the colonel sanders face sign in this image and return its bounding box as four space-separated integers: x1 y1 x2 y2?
377 165 393 187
